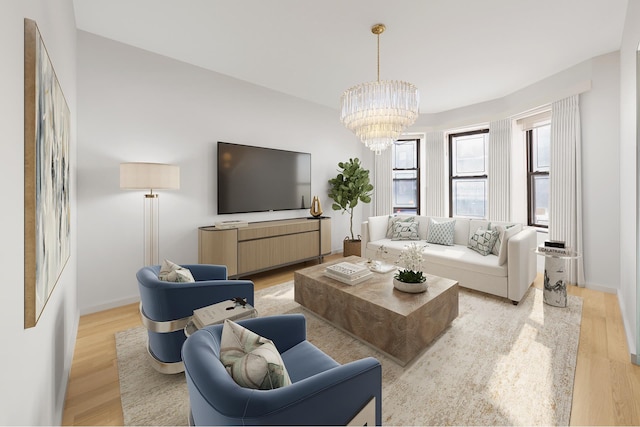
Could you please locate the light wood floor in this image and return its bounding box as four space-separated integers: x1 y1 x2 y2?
62 255 640 426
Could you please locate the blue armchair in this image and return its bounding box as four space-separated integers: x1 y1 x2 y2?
136 264 254 374
182 314 382 425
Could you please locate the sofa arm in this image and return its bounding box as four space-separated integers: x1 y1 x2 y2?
507 227 537 302
242 357 382 426
138 279 255 321
361 221 370 256
184 264 228 281
364 216 389 243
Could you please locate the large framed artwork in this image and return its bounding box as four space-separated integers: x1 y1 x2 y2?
24 19 71 328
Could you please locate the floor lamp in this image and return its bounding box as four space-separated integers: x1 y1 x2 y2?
120 162 180 266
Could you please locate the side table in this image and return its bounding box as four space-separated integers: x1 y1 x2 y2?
185 299 257 337
534 249 581 308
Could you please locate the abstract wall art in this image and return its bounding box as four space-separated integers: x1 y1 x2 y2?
24 18 71 328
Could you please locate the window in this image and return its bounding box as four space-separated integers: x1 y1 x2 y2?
527 125 550 227
449 129 489 218
392 138 420 214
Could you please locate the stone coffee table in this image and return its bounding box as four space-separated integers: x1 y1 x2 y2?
294 256 459 366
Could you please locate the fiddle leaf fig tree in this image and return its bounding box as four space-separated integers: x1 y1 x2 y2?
328 158 374 241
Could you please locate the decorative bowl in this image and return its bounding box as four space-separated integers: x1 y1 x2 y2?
393 278 427 293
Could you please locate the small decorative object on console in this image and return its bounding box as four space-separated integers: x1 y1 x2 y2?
309 196 323 217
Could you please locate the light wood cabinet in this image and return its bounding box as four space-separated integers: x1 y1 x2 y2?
198 217 331 277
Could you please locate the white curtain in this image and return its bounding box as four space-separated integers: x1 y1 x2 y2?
373 148 393 216
488 119 512 221
425 131 446 216
549 95 585 287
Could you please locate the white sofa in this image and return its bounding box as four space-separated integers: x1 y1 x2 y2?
361 215 538 303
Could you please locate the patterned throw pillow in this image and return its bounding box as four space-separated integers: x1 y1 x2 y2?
426 218 456 246
391 221 420 241
490 224 515 256
220 319 291 390
386 215 416 238
468 228 499 256
158 259 195 283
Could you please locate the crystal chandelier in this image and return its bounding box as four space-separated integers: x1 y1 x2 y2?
340 24 420 154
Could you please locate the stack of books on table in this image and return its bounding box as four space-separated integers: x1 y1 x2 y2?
538 240 571 256
192 299 257 330
324 262 373 285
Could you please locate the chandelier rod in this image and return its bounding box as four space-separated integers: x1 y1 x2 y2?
372 24 386 82
377 28 380 82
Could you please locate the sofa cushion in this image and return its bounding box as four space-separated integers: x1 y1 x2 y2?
220 319 292 390
385 215 415 238
468 228 499 256
423 243 507 277
426 218 456 246
391 221 420 241
366 239 507 277
158 259 195 283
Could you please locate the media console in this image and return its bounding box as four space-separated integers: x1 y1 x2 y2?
198 217 331 278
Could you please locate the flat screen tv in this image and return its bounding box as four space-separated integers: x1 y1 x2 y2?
217 142 312 214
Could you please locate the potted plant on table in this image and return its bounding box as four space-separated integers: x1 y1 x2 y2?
394 242 428 293
327 158 374 257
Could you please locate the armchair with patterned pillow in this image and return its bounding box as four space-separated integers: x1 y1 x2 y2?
182 314 382 426
136 262 254 374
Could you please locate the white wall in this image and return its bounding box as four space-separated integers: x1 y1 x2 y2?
410 52 621 293
619 0 640 361
77 31 366 314
0 1 78 425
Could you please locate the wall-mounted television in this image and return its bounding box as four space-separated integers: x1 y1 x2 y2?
217 142 312 214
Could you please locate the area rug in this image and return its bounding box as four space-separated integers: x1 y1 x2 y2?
116 281 582 426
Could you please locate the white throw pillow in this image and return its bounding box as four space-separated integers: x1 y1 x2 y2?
426 218 456 246
220 319 291 390
385 215 416 238
493 225 522 265
468 220 491 242
158 259 195 283
391 221 420 241
468 228 499 256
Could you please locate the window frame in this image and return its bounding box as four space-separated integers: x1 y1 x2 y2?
448 129 489 219
392 138 420 215
526 125 550 228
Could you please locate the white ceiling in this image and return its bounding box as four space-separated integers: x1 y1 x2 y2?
73 0 629 114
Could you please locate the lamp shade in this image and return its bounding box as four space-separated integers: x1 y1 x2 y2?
120 162 180 190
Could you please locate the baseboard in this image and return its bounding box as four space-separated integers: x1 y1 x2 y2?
80 295 140 316
55 309 80 425
632 353 639 366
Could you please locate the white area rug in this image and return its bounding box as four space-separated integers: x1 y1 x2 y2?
116 281 582 426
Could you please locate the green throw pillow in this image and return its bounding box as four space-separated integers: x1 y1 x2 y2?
220 319 291 390
158 259 195 283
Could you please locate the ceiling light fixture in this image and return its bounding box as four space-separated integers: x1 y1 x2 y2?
340 23 420 155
